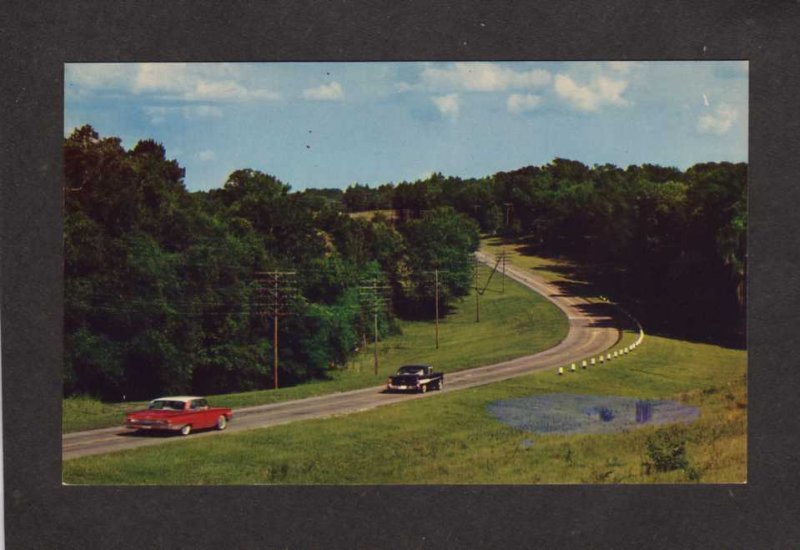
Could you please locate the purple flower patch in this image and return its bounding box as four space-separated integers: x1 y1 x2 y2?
487 394 700 435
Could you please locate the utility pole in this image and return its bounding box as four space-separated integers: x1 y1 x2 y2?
373 292 378 373
503 202 513 227
422 268 449 349
474 256 480 322
470 253 505 321
435 269 440 348
256 270 296 390
500 249 508 293
359 276 390 375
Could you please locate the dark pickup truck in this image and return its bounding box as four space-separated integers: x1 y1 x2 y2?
386 364 444 393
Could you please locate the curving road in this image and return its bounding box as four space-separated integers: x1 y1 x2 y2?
62 252 622 461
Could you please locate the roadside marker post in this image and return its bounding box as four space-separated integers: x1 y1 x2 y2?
570 363 576 372
558 366 564 375
590 358 596 366
581 360 587 369
599 356 604 364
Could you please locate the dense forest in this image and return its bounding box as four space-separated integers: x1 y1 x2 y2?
64 126 746 401
344 159 746 346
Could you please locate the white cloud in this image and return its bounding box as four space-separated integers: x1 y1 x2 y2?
185 105 224 119
142 105 224 125
143 107 168 125
66 63 133 90
134 64 190 95
187 79 278 101
553 74 630 112
67 63 280 102
697 104 737 135
419 62 551 92
197 150 216 162
432 94 460 119
507 93 543 114
607 61 642 74
302 81 345 101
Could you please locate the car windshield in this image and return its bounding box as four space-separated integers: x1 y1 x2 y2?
148 400 185 411
397 366 427 375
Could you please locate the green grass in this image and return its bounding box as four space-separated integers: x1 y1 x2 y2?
63 333 747 484
481 236 575 283
65 237 746 484
64 272 569 433
482 235 644 349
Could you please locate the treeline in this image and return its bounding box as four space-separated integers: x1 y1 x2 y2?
64 126 479 400
65 126 745 400
342 160 746 343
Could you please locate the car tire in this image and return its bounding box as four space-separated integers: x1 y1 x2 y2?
216 415 228 430
180 424 192 436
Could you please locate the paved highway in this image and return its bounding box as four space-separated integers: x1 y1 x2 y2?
63 252 622 461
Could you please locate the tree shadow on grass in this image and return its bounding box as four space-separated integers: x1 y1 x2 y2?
489 236 744 349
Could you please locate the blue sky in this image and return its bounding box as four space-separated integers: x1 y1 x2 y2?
65 61 748 192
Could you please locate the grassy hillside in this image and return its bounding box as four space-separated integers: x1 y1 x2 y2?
64 234 746 484
63 333 746 484
63 271 569 433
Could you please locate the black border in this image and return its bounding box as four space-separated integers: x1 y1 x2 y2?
3 1 800 548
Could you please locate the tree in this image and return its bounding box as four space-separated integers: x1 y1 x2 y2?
399 207 480 314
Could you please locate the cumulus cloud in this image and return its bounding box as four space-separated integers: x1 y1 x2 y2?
607 61 642 74
66 63 132 90
507 93 543 114
186 105 224 119
197 150 216 162
553 74 630 112
142 105 224 124
302 81 344 101
135 64 279 101
418 62 551 92
697 104 738 135
432 94 460 119
67 63 280 102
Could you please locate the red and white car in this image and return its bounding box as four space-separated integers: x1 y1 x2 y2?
124 396 233 436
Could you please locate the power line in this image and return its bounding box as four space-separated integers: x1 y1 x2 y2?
357 275 391 376
256 271 297 390
421 269 449 349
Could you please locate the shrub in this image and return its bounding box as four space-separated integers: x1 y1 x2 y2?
645 425 689 472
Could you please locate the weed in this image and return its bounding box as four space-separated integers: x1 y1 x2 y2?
685 466 702 482
645 425 689 472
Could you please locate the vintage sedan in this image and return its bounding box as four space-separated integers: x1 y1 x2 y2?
124 396 233 436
